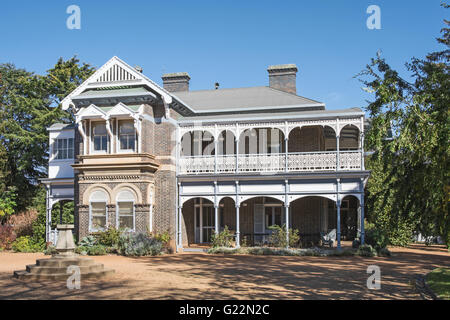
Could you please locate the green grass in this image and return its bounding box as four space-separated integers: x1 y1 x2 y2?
426 267 450 300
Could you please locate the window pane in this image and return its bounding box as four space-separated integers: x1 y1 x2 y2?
94 136 101 150
92 216 106 230
91 202 106 230
118 202 133 215
101 136 108 151
128 136 135 150
120 122 134 134
92 202 106 215
118 202 133 230
93 124 107 135
120 136 128 150
119 216 133 230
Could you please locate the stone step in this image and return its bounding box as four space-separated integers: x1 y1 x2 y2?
14 268 115 281
36 257 96 267
26 263 105 275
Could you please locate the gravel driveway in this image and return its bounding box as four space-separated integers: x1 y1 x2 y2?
0 244 448 299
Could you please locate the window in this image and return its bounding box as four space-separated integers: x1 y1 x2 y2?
91 202 107 230
118 121 135 151
92 123 108 152
117 202 134 230
53 138 74 160
89 190 108 231
116 189 135 231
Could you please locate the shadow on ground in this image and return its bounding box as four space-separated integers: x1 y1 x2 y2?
0 244 448 300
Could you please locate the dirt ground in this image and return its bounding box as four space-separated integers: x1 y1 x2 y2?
0 244 448 300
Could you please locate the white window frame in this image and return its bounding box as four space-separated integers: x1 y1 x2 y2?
51 138 74 161
117 120 137 153
116 189 136 232
88 190 108 232
90 120 109 154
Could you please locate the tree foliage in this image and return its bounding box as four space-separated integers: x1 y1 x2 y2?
358 4 450 247
0 57 94 211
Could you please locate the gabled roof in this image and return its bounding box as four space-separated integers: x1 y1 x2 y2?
106 102 138 117
171 86 325 113
75 103 106 119
61 56 177 111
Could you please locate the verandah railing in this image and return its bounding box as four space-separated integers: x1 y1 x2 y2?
179 150 362 175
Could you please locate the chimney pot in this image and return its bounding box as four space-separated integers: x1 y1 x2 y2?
267 64 298 94
161 72 190 92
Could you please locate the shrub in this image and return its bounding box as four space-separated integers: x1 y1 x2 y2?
268 224 300 248
8 209 38 238
78 235 97 247
118 232 163 256
75 244 107 255
86 245 107 255
211 226 234 248
94 227 121 247
11 236 42 252
153 230 171 244
364 222 389 251
43 245 58 255
0 224 16 250
240 236 249 248
356 244 377 257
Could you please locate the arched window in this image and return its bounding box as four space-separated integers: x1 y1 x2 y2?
89 190 108 231
116 189 136 231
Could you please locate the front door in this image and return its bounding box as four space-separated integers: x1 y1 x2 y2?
194 200 215 244
202 205 215 243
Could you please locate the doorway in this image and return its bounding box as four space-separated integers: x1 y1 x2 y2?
194 199 215 244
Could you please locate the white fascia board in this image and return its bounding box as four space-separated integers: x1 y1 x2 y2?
191 103 326 114
177 110 365 126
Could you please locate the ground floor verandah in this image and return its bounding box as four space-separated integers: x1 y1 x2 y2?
179 195 362 249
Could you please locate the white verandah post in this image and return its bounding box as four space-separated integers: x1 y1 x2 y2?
285 179 289 248
214 181 219 235
360 181 365 245
336 178 341 249
235 181 240 248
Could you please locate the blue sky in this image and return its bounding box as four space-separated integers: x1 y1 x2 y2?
0 0 447 111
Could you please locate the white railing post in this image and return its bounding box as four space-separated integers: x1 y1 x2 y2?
235 139 239 173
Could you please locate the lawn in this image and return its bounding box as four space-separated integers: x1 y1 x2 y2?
426 267 450 300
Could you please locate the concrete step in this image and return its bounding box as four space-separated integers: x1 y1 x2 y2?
183 247 208 253
26 263 105 275
14 268 115 281
36 257 96 267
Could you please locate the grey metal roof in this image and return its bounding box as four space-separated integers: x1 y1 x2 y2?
73 87 156 100
47 123 75 131
179 107 364 123
171 86 324 113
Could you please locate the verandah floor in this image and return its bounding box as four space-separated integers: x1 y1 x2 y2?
0 244 448 299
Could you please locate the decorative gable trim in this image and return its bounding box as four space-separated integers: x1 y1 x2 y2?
61 56 174 111
76 104 106 119
106 102 137 117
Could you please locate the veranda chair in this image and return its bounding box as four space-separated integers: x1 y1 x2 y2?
320 229 336 248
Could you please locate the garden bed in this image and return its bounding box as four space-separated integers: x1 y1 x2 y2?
207 245 389 257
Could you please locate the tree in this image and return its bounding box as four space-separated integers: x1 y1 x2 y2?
0 57 94 212
357 4 450 247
